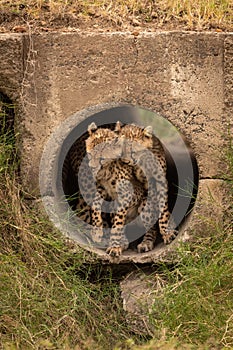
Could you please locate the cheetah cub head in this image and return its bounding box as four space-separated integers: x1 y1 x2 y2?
114 121 154 162
85 122 125 170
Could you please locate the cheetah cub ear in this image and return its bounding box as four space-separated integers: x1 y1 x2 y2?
143 125 153 138
88 122 98 135
115 121 123 133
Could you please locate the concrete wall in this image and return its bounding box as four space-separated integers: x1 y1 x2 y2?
0 31 232 261
0 32 231 190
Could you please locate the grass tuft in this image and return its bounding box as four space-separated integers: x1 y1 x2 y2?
150 233 233 347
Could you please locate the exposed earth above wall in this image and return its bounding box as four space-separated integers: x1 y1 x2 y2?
0 0 232 34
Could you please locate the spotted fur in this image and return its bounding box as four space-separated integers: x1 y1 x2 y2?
85 122 146 257
115 122 177 252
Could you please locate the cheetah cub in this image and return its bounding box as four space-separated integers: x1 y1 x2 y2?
85 122 147 257
115 121 178 252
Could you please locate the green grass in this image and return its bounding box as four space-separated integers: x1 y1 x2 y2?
150 235 233 347
0 98 233 349
0 0 232 31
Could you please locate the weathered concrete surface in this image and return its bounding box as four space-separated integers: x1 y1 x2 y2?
0 31 232 263
224 35 233 145
0 31 231 193
184 179 230 238
0 34 23 101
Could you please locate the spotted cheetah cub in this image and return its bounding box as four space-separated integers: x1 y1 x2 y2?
115 121 178 251
85 122 146 257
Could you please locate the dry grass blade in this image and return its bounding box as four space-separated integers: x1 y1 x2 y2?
0 0 232 31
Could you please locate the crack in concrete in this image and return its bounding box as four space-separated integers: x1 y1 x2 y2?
132 33 139 69
125 33 139 101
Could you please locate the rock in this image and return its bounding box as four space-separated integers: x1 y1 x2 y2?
120 270 167 335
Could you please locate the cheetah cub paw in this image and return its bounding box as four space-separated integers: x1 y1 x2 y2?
162 230 178 244
106 246 123 257
106 237 129 257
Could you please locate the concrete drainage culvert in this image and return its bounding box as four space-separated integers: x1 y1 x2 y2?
39 104 199 263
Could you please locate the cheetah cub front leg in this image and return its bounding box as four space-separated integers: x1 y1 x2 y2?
106 226 129 257
90 189 105 243
106 179 133 257
137 183 159 253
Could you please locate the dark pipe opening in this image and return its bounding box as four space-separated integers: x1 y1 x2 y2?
61 106 199 252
